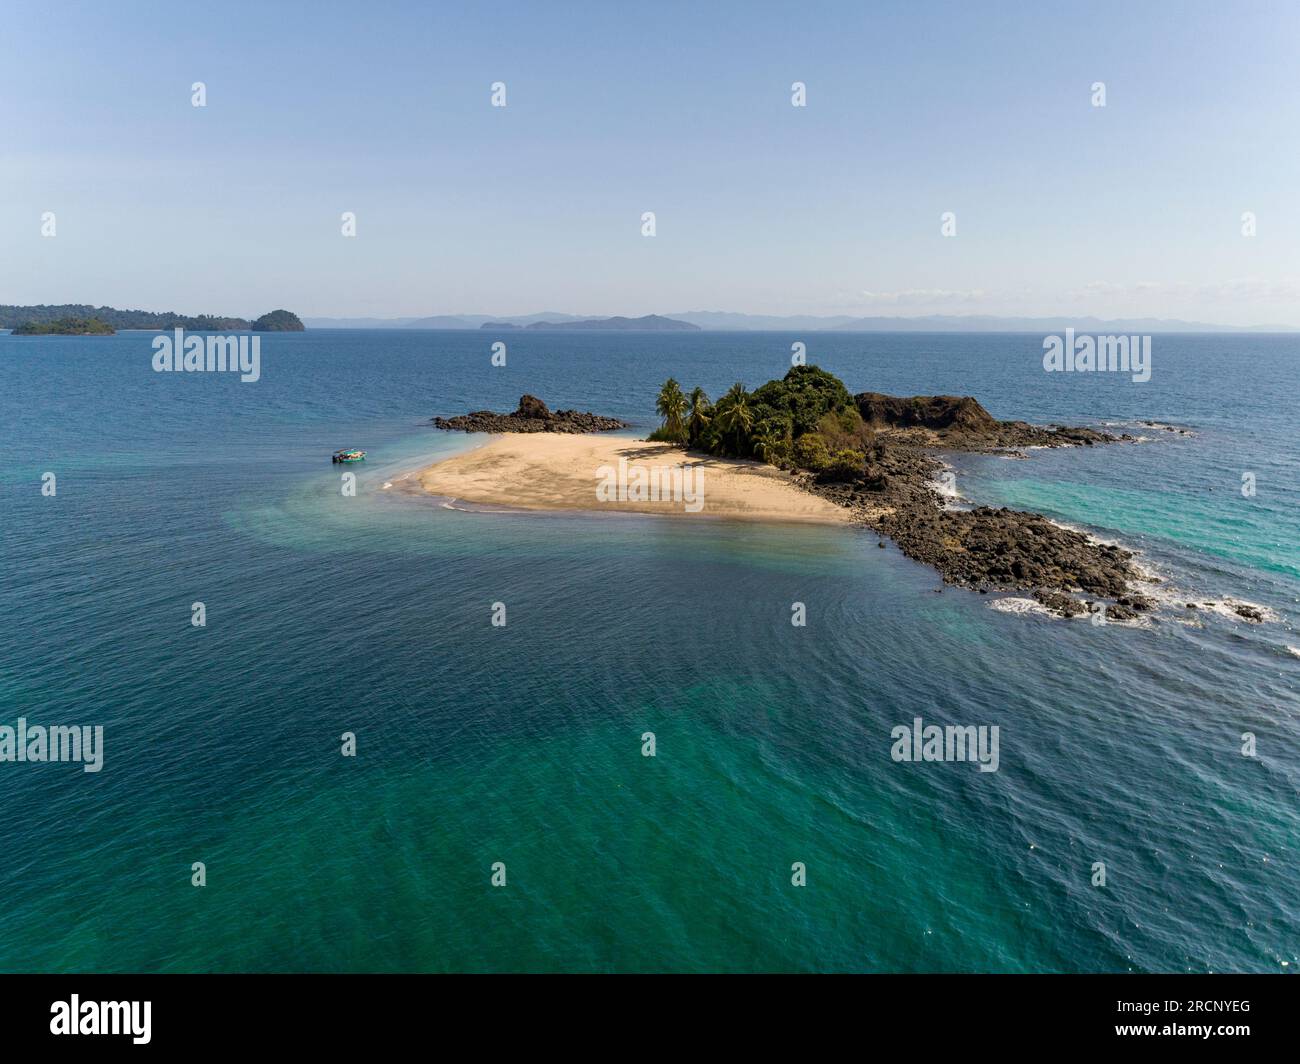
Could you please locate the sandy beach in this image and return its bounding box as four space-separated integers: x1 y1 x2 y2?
414 434 850 524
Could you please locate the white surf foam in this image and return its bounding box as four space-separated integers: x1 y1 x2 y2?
930 463 966 510
988 597 1060 618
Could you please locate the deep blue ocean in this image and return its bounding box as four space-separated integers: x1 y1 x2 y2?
1 329 1296 972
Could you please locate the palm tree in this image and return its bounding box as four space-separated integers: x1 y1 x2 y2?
712 382 753 455
752 426 785 464
656 378 687 439
687 387 711 445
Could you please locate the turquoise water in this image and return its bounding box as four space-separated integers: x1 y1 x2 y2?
1 329 1296 972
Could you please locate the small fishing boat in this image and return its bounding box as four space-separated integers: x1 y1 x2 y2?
331 449 366 463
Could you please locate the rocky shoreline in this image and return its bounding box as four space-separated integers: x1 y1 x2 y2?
432 389 1252 623
801 393 1162 619
432 395 628 434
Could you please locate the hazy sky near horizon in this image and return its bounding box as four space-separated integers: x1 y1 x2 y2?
4 0 1300 324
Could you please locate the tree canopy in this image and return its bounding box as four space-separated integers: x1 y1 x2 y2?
11 316 115 335
652 365 873 479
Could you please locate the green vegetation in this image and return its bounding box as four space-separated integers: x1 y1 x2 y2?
0 304 304 332
251 309 305 331
652 378 688 443
12 316 115 335
651 365 873 479
687 386 711 444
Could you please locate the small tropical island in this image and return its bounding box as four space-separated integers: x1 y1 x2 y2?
250 309 305 331
420 365 1250 621
12 316 115 335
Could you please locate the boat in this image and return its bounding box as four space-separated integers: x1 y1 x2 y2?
331 449 366 463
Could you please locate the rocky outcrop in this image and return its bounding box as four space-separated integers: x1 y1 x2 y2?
803 398 1155 618
515 394 552 420
855 392 1128 451
433 395 628 434
880 502 1149 605
856 393 1002 433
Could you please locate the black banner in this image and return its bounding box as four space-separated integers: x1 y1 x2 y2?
0 973 1286 1051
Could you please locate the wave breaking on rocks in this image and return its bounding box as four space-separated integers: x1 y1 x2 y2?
806 393 1159 619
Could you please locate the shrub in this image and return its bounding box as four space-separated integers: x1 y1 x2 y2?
792 432 831 472
816 409 874 453
823 448 867 480
648 425 689 445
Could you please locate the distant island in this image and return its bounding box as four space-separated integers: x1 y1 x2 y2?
305 310 1297 332
13 316 115 336
1 305 305 333
249 309 305 331
479 314 699 332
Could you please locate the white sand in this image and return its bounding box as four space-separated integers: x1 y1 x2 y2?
415 434 849 525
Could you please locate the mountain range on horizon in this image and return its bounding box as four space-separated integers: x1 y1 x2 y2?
303 311 1298 333
5 304 1290 334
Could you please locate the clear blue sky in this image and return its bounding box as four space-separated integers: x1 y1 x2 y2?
4 0 1299 323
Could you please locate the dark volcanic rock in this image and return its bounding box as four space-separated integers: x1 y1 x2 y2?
515 394 552 419
875 503 1140 600
855 392 1127 451
1032 590 1089 617
433 395 627 434
856 392 1002 433
797 399 1152 618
